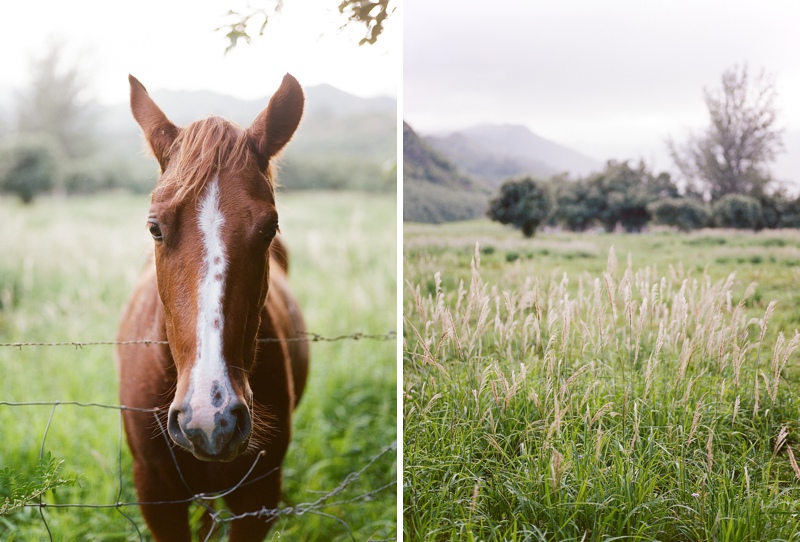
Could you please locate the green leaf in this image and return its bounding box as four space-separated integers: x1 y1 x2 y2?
0 452 74 516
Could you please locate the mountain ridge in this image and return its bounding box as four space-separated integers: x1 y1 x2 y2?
99 84 395 133
424 123 602 183
403 121 489 223
95 84 396 192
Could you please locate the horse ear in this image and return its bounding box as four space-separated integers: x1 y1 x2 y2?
248 73 304 172
129 74 179 171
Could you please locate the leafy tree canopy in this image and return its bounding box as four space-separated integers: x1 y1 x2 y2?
554 160 679 233
712 194 763 230
220 0 395 52
487 176 554 237
0 134 60 203
648 198 710 232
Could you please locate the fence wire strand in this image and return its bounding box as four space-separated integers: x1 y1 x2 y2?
0 330 396 349
1 329 397 540
3 400 396 540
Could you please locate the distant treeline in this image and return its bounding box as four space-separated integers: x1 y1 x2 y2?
0 44 396 203
0 134 396 203
406 65 796 232
488 160 800 237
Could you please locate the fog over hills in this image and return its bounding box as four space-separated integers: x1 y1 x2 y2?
95 84 396 192
462 124 601 175
425 131 556 187
403 120 607 223
424 122 799 191
425 123 602 185
99 84 396 131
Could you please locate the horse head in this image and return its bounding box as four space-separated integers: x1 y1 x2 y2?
129 74 304 461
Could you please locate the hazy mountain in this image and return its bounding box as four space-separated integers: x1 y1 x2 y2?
403 122 489 223
427 123 602 183
426 131 557 187
96 84 396 192
100 84 394 131
301 84 396 118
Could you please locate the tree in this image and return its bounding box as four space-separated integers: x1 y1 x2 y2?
7 40 101 196
220 0 395 52
586 161 678 233
552 176 603 232
668 65 783 201
750 188 800 229
487 177 554 237
15 40 96 161
648 198 710 231
550 162 679 233
712 194 762 230
775 193 800 229
0 135 60 203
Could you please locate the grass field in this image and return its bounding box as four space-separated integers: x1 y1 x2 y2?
404 220 800 541
0 190 396 541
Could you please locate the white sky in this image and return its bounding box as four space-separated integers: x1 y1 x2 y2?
0 0 398 104
4 1 800 181
404 0 800 179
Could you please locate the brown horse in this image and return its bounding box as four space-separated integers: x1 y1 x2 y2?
116 73 309 541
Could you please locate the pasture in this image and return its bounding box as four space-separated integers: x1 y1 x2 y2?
0 191 396 541
404 220 800 541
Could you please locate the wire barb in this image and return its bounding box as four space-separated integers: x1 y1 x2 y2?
0 330 396 349
2 389 397 539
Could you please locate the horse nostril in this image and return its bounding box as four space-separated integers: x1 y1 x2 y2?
230 401 252 443
167 406 192 449
166 397 251 460
167 407 180 435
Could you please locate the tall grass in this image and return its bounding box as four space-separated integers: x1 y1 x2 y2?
0 190 396 541
405 234 800 541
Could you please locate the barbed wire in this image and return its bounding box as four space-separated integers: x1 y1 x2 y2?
1 399 397 540
0 330 396 349
1 329 397 539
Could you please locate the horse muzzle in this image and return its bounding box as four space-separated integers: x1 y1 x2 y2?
167 389 252 462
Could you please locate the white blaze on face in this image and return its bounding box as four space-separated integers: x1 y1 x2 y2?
185 177 232 440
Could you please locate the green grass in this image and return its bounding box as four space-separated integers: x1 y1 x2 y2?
0 190 396 541
404 221 800 541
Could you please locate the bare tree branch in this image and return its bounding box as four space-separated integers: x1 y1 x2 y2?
668 65 784 201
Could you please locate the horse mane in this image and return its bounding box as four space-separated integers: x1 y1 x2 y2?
154 116 277 202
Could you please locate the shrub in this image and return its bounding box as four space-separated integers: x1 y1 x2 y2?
756 190 800 229
558 161 679 233
0 134 60 203
552 177 602 232
648 198 710 231
712 194 762 230
487 176 554 237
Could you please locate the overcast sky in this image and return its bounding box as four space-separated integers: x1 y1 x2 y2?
404 0 800 181
0 0 398 105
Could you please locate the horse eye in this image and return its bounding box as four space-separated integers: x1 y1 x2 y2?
148 220 163 242
262 224 278 243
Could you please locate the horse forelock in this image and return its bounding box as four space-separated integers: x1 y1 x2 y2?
153 116 276 203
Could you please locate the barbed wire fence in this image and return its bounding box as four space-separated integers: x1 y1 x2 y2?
0 330 396 349
0 330 397 541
